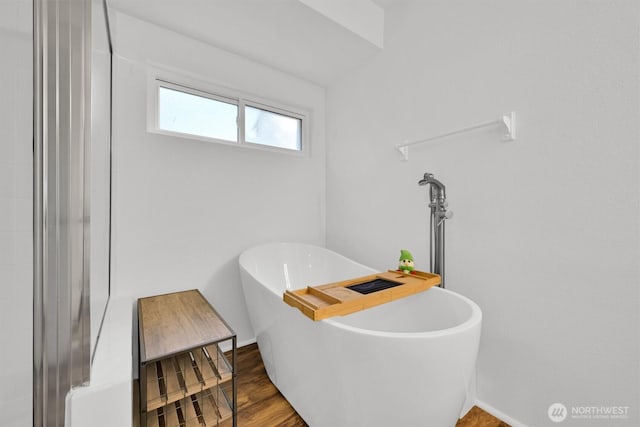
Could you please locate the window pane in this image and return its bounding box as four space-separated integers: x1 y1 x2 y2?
245 105 302 151
158 86 238 142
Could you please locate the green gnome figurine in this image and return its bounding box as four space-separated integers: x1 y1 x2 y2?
398 249 415 274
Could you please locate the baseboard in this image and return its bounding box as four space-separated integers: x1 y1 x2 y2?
475 399 529 427
238 337 257 348
220 337 257 352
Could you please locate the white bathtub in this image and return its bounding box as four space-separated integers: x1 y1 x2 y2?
239 242 482 427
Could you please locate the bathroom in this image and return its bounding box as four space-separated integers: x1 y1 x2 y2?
1 0 638 426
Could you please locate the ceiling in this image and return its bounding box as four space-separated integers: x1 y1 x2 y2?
107 0 392 86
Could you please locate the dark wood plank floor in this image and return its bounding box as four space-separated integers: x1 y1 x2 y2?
231 343 306 426
136 343 509 427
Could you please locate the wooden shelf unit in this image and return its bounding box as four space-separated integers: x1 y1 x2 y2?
138 290 236 427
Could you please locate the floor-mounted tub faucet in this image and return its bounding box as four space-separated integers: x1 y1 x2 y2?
418 173 453 288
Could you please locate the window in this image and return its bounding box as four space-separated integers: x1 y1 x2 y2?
245 105 302 151
152 79 306 153
158 86 238 142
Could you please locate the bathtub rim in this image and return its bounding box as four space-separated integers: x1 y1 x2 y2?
239 241 483 339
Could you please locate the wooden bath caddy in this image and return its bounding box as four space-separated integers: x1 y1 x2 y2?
283 270 441 321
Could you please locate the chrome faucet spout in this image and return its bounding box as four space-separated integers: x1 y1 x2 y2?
418 173 446 200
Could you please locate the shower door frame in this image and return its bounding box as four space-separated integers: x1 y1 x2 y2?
33 0 93 425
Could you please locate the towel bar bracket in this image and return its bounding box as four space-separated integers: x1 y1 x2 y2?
501 111 516 142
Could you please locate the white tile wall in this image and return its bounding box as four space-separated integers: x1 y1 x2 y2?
0 198 16 231
0 0 32 425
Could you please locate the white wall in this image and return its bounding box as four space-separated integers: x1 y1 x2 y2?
109 12 326 344
326 1 639 426
0 1 32 426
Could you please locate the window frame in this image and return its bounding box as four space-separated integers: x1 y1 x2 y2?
148 71 309 156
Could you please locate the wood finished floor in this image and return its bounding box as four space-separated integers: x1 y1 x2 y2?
136 343 509 427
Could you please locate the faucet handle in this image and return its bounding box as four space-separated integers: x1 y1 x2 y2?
436 209 453 226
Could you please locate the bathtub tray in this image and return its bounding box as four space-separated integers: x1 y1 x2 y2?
283 270 441 321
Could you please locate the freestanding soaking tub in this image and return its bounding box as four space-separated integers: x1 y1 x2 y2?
239 242 482 427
